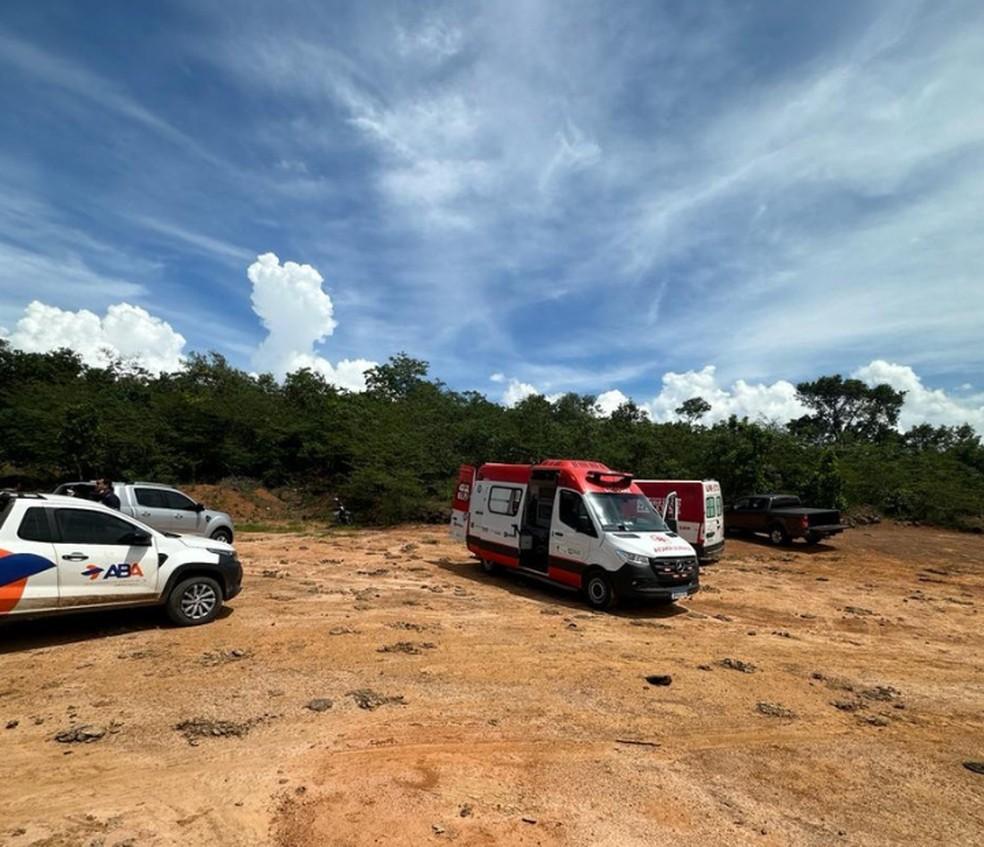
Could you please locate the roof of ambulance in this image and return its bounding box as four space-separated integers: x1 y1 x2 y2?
477 460 641 493
635 479 720 485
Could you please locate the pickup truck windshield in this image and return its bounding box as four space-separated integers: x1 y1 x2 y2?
771 496 803 508
587 493 669 533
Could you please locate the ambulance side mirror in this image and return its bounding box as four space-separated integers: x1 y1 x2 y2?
577 515 597 537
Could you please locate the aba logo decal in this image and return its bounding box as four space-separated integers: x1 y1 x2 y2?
83 562 144 581
0 548 56 614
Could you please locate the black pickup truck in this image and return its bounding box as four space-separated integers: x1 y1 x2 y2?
724 494 847 545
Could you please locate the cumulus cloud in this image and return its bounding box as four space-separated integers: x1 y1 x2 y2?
498 374 620 411
502 377 540 407
247 252 377 391
595 389 630 416
633 361 983 432
4 300 186 373
642 366 806 424
854 360 984 431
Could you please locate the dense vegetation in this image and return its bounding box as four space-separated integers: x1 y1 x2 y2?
2 342 982 529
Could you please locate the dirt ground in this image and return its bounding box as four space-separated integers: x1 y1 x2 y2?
1 523 982 846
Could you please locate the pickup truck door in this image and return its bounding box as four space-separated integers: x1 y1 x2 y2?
131 487 176 532
52 507 160 606
729 498 766 531
0 506 59 614
161 489 206 535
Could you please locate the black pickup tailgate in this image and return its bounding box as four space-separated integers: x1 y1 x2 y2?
773 507 842 527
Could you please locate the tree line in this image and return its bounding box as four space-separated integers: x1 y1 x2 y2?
1 342 982 529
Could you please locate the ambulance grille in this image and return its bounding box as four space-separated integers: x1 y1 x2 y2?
648 556 698 583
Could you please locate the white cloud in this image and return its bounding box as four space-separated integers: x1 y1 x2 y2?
0 29 222 168
247 252 377 391
595 389 630 416
642 365 806 424
498 373 611 410
4 300 186 373
132 215 253 264
280 352 379 394
853 360 984 431
632 361 984 432
540 122 603 189
502 377 540 407
396 19 464 61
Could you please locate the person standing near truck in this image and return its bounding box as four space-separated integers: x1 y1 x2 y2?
94 478 121 510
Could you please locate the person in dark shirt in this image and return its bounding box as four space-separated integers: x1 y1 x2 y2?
95 478 121 510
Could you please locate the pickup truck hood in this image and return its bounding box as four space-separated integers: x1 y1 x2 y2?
611 532 696 559
171 533 234 554
771 507 841 517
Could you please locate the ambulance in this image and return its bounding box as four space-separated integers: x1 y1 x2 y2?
634 479 724 563
450 459 699 610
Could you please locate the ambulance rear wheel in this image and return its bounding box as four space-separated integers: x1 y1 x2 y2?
480 558 498 574
583 570 617 611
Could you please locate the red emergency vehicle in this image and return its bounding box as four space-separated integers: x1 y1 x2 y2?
450 459 699 610
634 480 724 562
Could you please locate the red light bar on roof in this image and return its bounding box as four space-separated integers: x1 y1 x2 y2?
585 470 633 488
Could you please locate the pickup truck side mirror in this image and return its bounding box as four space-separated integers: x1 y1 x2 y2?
194 502 206 513
122 530 152 547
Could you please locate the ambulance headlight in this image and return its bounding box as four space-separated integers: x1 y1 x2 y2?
615 549 650 566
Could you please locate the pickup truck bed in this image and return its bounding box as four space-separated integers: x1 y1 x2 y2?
726 496 847 545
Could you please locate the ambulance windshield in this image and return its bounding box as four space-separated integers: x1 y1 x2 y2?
586 493 669 533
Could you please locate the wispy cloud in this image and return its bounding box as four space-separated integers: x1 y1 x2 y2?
0 28 221 166
2 1 982 407
132 215 254 264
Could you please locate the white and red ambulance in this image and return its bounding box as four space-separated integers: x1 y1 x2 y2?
634 480 724 563
450 459 699 610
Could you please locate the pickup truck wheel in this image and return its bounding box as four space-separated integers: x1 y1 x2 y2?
583 570 617 611
209 528 233 544
166 576 223 626
769 524 789 546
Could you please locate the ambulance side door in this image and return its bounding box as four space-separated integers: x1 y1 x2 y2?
480 484 524 549
550 490 598 567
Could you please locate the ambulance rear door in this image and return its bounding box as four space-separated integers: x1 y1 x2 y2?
450 465 475 542
702 481 724 549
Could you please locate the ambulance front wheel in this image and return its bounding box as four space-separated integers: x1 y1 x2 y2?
480 558 499 574
583 569 617 611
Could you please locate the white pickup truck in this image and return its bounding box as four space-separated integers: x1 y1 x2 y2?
53 481 234 543
0 491 242 626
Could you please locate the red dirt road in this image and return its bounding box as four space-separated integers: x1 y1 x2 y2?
1 523 982 845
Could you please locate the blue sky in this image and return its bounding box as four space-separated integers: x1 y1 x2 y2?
1 1 983 427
